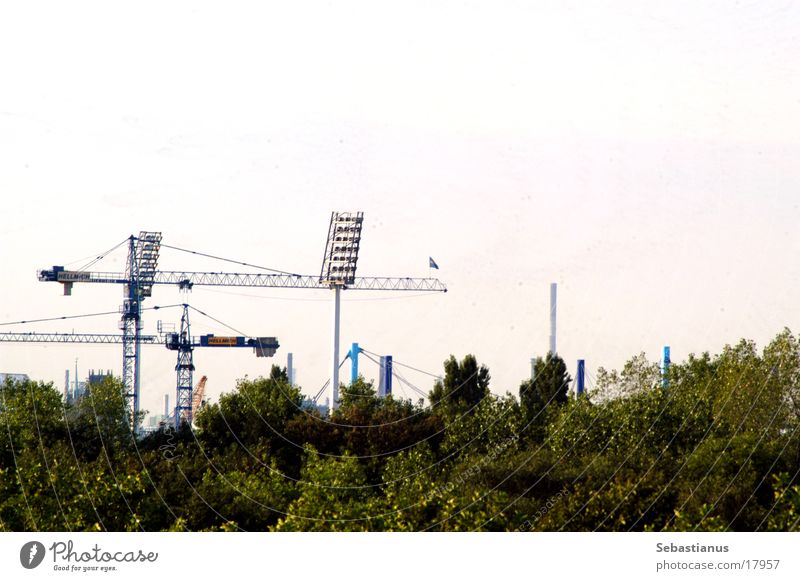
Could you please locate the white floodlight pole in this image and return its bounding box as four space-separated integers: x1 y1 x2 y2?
331 285 341 410
549 282 557 355
320 211 363 412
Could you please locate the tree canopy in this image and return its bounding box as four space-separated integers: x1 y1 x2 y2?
1 331 800 531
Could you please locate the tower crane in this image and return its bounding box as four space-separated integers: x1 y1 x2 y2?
0 305 278 430
164 303 278 428
36 212 446 421
192 375 208 420
37 233 164 424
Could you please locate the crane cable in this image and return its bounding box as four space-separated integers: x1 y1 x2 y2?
360 347 441 379
0 304 184 327
185 305 249 337
66 238 130 272
312 357 351 403
391 367 429 399
159 242 302 277
312 380 329 403
181 303 336 404
359 350 429 400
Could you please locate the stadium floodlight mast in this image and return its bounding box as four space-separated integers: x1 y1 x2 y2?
319 211 364 409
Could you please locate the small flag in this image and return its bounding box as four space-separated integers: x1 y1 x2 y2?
429 257 439 269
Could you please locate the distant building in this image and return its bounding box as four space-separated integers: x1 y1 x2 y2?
64 367 110 404
139 413 171 434
147 414 170 427
88 369 113 386
0 372 29 384
301 396 329 416
66 380 87 404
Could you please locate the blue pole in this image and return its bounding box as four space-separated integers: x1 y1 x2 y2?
662 345 671 388
385 355 393 396
577 359 585 396
350 342 359 384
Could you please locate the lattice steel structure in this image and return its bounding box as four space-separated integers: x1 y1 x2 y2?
40 270 447 292
0 332 158 344
162 304 280 428
320 212 363 287
172 305 195 428
120 232 162 427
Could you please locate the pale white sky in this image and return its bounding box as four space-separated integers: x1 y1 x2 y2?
1 1 799 416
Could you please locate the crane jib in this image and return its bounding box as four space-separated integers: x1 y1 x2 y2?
39 267 447 292
203 336 242 347
38 267 129 285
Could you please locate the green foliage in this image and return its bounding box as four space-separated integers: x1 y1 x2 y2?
519 352 571 442
2 332 800 531
0 378 67 461
429 354 490 411
194 367 304 460
273 445 375 531
525 352 571 407
68 376 138 459
595 352 661 399
764 473 800 531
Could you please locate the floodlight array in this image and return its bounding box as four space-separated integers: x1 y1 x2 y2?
319 211 363 286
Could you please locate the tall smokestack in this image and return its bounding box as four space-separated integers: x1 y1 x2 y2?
549 282 557 355
287 352 294 386
164 394 169 417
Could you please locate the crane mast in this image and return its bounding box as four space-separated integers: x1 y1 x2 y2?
121 233 162 426
163 303 279 428
173 305 194 428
